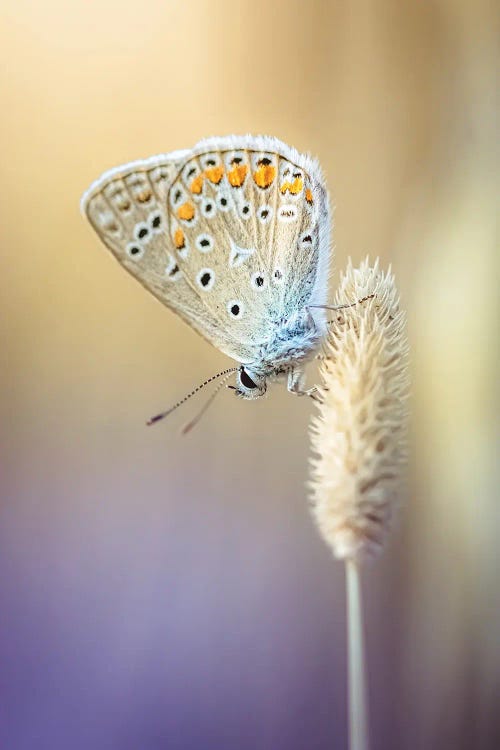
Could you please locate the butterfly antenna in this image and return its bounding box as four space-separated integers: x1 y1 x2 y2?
308 294 375 312
146 367 239 426
180 370 234 435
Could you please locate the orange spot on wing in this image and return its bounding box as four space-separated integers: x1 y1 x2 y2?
190 175 204 194
253 165 276 189
280 177 303 195
177 202 195 221
204 166 224 184
227 164 248 187
305 188 314 204
174 228 185 249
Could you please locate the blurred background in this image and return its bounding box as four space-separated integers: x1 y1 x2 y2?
0 1 498 748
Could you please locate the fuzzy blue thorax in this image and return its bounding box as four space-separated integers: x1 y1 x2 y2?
250 308 327 377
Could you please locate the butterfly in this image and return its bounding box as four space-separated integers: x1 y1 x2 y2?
81 135 331 423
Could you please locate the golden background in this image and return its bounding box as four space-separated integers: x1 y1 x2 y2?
0 1 498 748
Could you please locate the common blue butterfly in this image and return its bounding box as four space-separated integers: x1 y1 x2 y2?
81 135 331 423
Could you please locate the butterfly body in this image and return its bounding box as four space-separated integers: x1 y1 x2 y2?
81 135 331 400
233 309 325 395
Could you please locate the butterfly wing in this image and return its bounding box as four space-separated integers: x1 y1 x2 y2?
81 136 331 365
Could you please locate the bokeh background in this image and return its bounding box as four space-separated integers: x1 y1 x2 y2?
0 1 498 748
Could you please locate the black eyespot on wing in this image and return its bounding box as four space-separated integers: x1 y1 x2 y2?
137 227 148 239
240 369 257 389
258 157 272 166
129 246 141 256
274 269 282 279
200 271 211 287
152 215 161 228
230 304 239 316
255 275 264 287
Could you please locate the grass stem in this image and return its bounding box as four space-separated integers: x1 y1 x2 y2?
346 559 370 750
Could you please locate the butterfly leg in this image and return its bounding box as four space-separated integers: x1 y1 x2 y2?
287 368 319 400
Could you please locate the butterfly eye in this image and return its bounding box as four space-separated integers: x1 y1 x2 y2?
240 369 258 389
